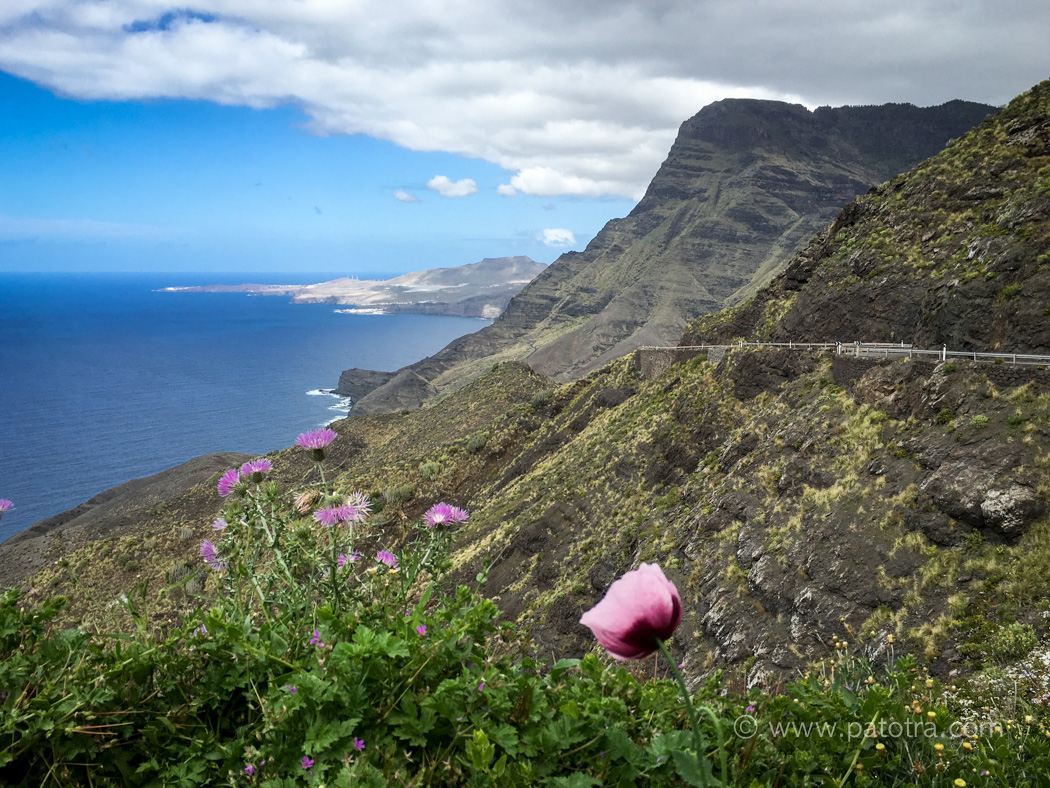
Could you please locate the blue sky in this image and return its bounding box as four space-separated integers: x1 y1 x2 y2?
0 73 634 275
1 1 1048 277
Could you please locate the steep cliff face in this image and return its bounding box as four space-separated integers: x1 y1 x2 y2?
683 83 1050 352
350 98 995 413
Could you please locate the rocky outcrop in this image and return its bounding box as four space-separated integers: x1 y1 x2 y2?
352 97 994 414
335 368 397 401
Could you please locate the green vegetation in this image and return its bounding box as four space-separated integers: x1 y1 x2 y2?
7 455 1050 786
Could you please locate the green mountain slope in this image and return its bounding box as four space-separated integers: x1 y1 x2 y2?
683 83 1050 352
9 82 1050 687
349 98 994 413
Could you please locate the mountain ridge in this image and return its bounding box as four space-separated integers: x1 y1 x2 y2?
348 97 995 413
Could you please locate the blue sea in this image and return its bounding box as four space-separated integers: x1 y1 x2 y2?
0 272 490 544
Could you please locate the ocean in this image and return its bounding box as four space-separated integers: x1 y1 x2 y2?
0 272 490 543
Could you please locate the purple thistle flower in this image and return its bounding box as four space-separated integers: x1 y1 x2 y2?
353 737 365 751
314 506 341 527
217 468 240 497
376 550 399 569
211 517 228 531
0 499 13 513
423 502 469 528
337 552 361 569
301 755 314 770
200 540 226 571
296 428 337 450
346 491 372 519
314 504 355 527
239 458 273 477
244 764 255 777
416 625 427 636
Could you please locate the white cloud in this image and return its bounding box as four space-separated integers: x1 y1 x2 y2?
496 183 517 197
426 175 478 198
0 2 1047 197
541 228 576 247
393 189 420 203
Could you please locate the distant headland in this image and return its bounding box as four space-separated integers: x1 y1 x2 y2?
161 256 546 319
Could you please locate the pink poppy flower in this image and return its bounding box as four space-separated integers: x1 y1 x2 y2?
579 562 682 660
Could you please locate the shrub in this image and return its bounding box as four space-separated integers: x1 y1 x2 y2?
530 389 554 409
466 430 489 454
970 414 990 428
383 483 416 505
418 460 442 481
987 621 1037 660
936 408 955 425
1001 283 1024 299
942 363 958 373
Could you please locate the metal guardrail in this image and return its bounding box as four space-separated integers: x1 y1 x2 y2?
638 342 1050 367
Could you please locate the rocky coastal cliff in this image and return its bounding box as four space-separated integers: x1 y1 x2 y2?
345 98 995 413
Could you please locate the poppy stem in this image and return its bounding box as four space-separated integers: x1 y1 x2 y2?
655 637 728 782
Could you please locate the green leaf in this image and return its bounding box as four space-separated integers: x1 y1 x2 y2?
550 658 580 678
672 749 719 788
269 631 288 655
466 729 495 771
558 700 580 719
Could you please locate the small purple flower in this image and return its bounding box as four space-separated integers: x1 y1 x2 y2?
297 427 338 462
423 502 469 528
217 468 241 497
0 499 13 513
200 540 226 571
376 550 399 569
284 685 298 694
244 764 255 777
478 682 485 692
211 517 228 531
346 491 372 519
314 504 355 527
240 458 273 477
309 630 325 647
416 625 427 636
301 755 314 770
352 737 365 751
193 624 207 637
337 552 360 569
